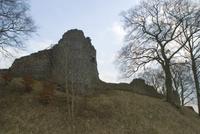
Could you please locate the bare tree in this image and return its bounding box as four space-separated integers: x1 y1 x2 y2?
118 0 200 104
137 67 165 94
0 0 36 56
61 42 86 133
172 2 200 113
181 30 200 112
171 63 195 106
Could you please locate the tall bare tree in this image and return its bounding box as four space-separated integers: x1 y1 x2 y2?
169 1 200 113
118 0 200 104
171 63 195 106
177 15 200 113
0 0 36 56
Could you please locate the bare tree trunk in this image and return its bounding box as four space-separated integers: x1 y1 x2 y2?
164 62 174 104
65 82 72 133
180 79 184 106
71 78 75 134
191 55 200 115
66 80 76 133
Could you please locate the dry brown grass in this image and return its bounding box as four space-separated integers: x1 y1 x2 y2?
1 73 12 85
38 81 55 105
22 75 34 93
0 79 200 134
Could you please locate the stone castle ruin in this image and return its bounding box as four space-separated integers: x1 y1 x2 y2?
7 29 100 92
0 29 160 97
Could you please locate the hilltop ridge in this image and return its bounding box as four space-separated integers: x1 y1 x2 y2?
0 78 199 134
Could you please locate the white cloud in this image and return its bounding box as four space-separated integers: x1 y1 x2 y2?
26 39 53 53
111 22 126 43
95 22 126 83
99 71 118 83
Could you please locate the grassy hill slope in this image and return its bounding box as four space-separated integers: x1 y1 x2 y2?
0 78 200 134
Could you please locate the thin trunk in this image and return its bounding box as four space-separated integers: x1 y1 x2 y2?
180 79 184 106
191 55 200 115
70 77 75 134
66 82 71 118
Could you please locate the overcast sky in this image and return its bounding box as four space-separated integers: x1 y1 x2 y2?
0 0 140 83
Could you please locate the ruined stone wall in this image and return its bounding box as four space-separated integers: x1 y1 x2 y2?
10 50 52 80
0 29 164 97
51 30 99 92
7 29 100 92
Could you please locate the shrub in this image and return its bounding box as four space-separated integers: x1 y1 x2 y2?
2 73 12 85
39 81 55 105
23 75 34 93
